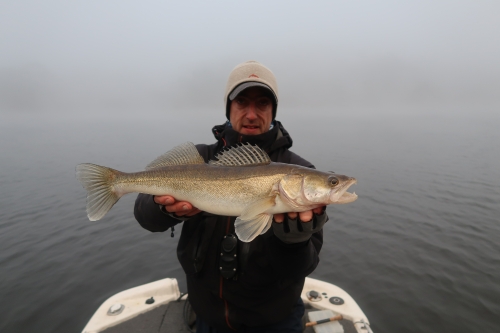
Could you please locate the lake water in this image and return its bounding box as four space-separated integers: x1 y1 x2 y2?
0 111 499 332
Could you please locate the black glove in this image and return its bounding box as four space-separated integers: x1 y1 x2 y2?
272 211 328 244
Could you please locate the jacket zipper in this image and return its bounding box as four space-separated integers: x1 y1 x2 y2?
219 216 235 330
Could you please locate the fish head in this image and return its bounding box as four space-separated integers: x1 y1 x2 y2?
324 173 358 204
279 169 357 209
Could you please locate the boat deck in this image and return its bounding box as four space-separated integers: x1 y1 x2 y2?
100 299 359 333
83 277 371 333
101 299 189 333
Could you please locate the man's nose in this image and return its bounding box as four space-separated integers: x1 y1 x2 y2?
245 103 258 119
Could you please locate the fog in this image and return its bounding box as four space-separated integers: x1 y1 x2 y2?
1 4 500 332
1 1 499 118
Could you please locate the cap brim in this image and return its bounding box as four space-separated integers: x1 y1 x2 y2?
229 82 278 102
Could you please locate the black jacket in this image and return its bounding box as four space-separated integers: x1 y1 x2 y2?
134 121 327 332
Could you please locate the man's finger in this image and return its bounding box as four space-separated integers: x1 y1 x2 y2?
287 212 298 219
313 206 325 215
154 195 175 205
299 210 313 222
186 208 202 217
164 201 193 213
274 213 285 223
172 207 201 217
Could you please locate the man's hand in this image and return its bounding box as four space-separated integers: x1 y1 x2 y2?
273 207 324 223
272 207 327 244
154 195 202 217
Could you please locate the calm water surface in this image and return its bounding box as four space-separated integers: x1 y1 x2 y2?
0 112 499 332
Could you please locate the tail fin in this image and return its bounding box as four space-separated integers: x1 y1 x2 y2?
76 163 122 221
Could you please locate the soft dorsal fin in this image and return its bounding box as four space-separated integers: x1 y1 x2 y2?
209 143 271 167
146 142 205 170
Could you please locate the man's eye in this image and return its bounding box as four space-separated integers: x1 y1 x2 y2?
258 99 270 106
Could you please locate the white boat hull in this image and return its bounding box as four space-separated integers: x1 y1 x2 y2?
82 277 372 333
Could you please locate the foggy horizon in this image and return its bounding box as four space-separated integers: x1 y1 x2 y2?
1 1 499 117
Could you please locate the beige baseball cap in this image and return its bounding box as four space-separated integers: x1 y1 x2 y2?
224 60 279 119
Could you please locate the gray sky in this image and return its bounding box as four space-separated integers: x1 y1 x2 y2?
1 0 499 117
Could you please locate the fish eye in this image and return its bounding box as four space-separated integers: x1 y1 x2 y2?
329 177 339 186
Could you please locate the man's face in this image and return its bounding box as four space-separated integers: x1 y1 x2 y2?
229 87 274 136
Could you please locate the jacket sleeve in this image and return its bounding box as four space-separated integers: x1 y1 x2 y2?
134 193 183 232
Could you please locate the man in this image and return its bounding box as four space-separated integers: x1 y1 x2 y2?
134 61 328 332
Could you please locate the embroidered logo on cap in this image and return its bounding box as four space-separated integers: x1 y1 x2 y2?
249 74 259 78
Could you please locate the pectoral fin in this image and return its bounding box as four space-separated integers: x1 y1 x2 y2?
235 213 273 243
240 196 276 220
235 196 276 242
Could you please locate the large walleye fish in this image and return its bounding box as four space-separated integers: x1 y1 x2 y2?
76 142 357 242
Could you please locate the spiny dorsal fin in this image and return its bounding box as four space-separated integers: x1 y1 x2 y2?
146 142 205 170
209 143 271 167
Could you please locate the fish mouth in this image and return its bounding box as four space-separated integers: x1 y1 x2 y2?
338 191 358 204
335 178 358 204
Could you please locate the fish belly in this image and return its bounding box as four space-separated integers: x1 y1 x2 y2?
118 182 316 217
117 182 250 217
